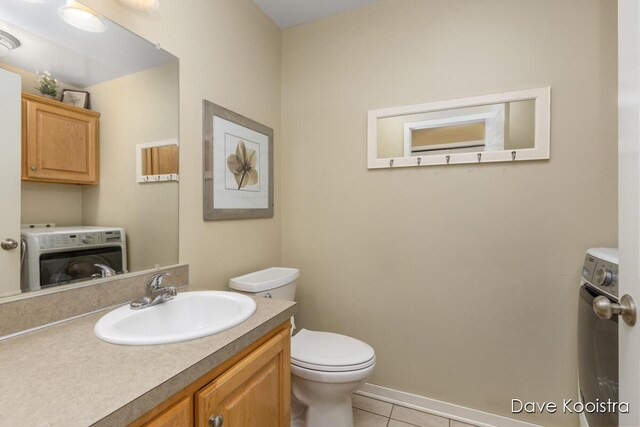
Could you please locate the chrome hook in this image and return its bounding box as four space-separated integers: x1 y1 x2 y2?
417 157 422 166
446 155 451 164
389 159 394 167
477 153 482 162
511 151 517 161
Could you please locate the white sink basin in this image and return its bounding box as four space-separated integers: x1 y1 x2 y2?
94 291 257 345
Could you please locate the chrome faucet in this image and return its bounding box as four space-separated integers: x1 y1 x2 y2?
94 263 116 278
130 272 177 310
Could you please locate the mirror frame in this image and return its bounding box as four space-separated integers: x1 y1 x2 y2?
136 139 180 183
367 86 551 169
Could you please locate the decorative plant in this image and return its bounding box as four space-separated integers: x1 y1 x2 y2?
35 70 59 97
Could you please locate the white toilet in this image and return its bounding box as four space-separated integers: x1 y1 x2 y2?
229 267 376 427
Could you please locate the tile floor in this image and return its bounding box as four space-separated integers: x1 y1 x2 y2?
352 394 479 427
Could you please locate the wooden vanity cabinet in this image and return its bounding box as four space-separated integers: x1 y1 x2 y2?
21 92 100 185
144 397 192 427
131 321 291 427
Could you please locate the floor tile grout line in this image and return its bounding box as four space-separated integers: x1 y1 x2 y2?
355 394 478 427
352 405 393 419
388 417 424 427
354 397 460 427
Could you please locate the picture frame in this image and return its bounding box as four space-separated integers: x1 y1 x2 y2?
61 89 91 109
203 100 274 220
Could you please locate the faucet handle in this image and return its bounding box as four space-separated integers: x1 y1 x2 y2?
147 272 170 290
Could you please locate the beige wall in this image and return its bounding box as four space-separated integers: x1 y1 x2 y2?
79 0 282 288
21 182 82 226
281 1 617 426
82 62 179 271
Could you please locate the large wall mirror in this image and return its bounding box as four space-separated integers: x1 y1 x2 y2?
368 87 550 169
0 0 179 298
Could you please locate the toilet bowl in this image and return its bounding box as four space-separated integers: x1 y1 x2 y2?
229 268 376 427
290 329 376 427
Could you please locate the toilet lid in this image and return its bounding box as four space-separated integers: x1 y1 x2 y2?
291 329 375 372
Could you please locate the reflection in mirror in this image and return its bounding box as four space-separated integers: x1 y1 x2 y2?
368 87 550 168
0 0 179 296
143 146 179 176
137 140 179 183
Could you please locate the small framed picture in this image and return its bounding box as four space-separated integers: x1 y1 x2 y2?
61 89 91 109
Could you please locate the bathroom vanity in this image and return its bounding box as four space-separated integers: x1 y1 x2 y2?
134 321 290 427
0 295 296 427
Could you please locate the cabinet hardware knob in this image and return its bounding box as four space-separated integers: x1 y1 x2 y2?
209 415 224 427
31 166 37 171
1 239 19 250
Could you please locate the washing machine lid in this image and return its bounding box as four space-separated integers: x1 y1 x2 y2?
587 248 618 264
291 329 375 372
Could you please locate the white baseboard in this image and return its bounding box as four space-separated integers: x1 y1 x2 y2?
356 383 542 427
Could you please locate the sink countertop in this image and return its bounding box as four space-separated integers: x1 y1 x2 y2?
0 296 297 427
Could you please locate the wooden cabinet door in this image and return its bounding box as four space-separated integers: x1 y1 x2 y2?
144 397 192 427
22 94 100 184
196 328 291 427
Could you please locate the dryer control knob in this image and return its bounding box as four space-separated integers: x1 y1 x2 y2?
82 235 94 244
595 268 613 286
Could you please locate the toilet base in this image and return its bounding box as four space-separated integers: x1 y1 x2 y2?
291 375 368 427
290 395 355 427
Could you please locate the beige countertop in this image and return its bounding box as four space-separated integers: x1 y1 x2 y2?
0 296 297 427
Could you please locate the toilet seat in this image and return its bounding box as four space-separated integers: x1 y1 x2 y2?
291 359 376 383
291 329 375 373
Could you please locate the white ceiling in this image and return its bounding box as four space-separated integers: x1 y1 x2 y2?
253 0 380 29
0 0 176 88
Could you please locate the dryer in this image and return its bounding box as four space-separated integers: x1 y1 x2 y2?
578 248 618 427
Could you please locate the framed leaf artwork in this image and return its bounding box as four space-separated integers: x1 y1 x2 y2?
202 101 274 220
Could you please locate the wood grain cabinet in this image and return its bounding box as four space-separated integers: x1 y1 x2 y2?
132 322 291 427
21 92 100 185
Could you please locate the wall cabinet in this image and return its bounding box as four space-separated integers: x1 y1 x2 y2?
21 92 100 185
131 321 291 427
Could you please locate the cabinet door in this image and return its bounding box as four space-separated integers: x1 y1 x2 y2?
144 396 192 427
0 69 21 297
23 97 99 184
196 328 291 427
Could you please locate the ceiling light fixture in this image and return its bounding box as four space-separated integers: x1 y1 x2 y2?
0 30 21 58
58 1 107 33
117 0 159 12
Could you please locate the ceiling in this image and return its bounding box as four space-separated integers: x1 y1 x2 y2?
0 0 175 88
253 0 380 29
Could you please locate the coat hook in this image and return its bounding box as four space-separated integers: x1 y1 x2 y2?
417 157 422 166
446 155 451 164
511 151 517 161
389 159 394 167
477 153 482 162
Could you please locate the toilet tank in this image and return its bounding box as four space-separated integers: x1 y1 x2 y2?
229 267 299 301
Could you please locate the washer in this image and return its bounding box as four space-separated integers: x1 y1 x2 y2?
578 248 618 427
21 226 127 292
